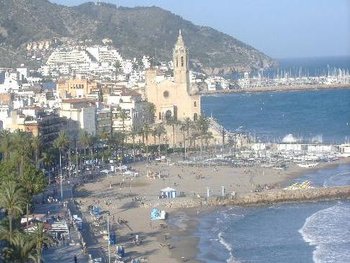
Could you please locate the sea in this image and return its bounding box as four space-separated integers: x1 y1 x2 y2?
196 57 350 263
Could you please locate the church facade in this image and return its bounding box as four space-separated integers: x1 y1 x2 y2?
145 31 201 122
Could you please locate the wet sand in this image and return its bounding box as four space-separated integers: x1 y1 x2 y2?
75 157 350 262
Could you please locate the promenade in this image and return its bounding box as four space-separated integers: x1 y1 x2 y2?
37 180 91 263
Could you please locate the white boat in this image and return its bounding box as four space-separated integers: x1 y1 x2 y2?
297 162 319 168
284 180 313 190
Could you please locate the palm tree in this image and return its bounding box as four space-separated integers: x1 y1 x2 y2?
203 132 214 150
12 130 31 178
79 130 92 157
29 222 54 263
151 127 157 148
53 131 69 200
0 180 26 241
129 126 138 162
0 130 12 161
40 150 53 170
195 116 210 157
89 135 98 161
0 219 12 244
166 116 180 148
40 150 54 184
142 124 151 159
136 128 143 144
53 131 69 170
155 123 166 156
180 118 192 158
31 136 42 169
147 102 156 123
117 106 129 162
20 164 46 198
10 231 35 263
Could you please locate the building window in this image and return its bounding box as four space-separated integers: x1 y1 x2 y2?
181 56 184 67
194 101 197 107
176 57 178 67
194 113 198 121
159 112 161 120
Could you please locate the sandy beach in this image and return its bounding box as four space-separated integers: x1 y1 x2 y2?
74 157 350 263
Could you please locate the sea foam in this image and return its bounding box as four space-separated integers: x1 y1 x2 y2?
218 232 240 263
299 203 350 262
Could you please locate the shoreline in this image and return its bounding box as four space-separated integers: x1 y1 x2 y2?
74 157 350 263
166 157 350 263
200 83 350 95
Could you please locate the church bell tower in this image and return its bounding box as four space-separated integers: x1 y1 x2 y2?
173 30 190 85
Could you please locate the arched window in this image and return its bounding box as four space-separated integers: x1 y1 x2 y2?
194 113 198 121
194 101 197 107
176 57 178 67
181 56 184 67
159 112 162 120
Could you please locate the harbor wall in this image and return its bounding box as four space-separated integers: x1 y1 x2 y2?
202 83 350 95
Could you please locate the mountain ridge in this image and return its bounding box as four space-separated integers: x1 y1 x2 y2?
0 0 277 74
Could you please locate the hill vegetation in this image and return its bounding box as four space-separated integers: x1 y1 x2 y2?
0 0 276 73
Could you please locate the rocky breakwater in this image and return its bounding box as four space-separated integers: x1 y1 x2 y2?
209 186 350 207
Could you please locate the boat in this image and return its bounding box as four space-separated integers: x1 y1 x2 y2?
284 180 313 190
296 162 318 168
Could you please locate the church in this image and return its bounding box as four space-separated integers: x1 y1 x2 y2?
145 30 201 122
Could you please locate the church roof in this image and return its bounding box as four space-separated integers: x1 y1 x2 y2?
175 29 185 47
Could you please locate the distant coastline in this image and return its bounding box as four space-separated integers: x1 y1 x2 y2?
201 83 350 95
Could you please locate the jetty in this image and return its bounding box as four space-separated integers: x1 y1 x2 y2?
209 185 350 207
155 185 350 210
144 186 350 209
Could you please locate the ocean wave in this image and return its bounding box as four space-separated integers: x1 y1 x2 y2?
217 232 239 263
282 133 300 143
311 134 323 144
299 203 350 262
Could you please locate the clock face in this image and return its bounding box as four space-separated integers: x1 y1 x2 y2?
163 90 169 98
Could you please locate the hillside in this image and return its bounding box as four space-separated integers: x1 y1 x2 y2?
0 0 276 74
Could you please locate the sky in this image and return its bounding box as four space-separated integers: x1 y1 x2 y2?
51 0 350 59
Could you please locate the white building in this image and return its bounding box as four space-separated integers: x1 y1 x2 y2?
105 88 149 132
42 45 123 80
59 99 96 135
0 70 20 93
